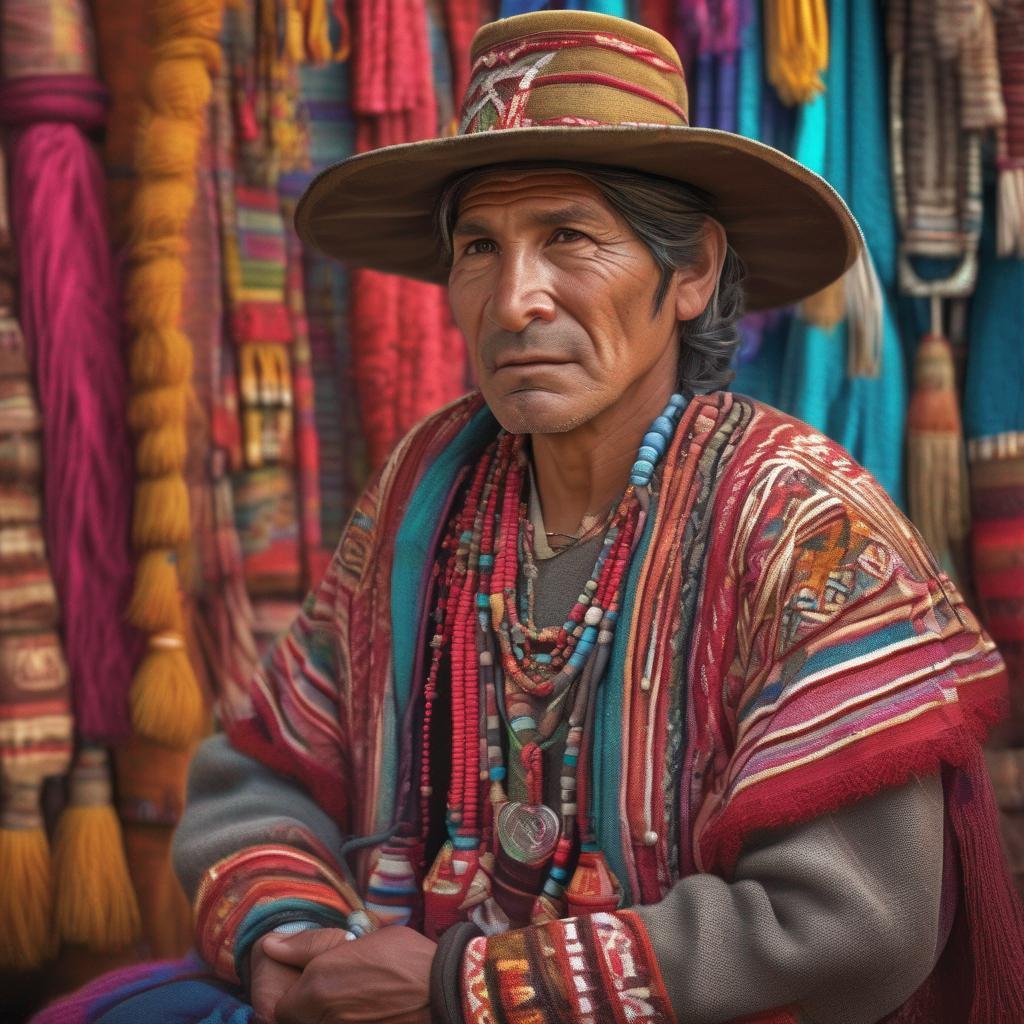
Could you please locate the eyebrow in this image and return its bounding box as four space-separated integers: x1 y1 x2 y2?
452 203 604 236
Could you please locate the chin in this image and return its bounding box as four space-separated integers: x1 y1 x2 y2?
485 386 597 435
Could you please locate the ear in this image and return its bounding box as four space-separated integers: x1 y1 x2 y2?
672 217 728 322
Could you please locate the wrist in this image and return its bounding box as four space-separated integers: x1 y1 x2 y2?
430 922 480 1024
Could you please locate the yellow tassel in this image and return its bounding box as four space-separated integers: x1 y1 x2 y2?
243 408 264 468
131 638 204 748
239 345 259 406
136 114 202 178
53 748 141 951
146 57 213 118
124 261 186 333
127 385 187 433
137 425 189 476
132 236 187 265
151 0 222 42
0 781 55 970
764 0 829 105
302 0 334 63
799 276 846 329
154 36 223 75
130 179 198 243
285 1 305 63
133 474 190 547
129 327 194 387
0 828 54 970
906 332 970 575
127 548 185 632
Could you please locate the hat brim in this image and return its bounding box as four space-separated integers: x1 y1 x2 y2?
294 125 862 312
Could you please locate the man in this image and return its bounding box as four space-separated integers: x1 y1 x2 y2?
37 10 1024 1024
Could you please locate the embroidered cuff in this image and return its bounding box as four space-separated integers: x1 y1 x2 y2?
460 909 676 1023
193 845 359 983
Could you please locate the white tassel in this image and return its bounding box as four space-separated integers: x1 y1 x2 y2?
997 167 1024 259
845 248 884 378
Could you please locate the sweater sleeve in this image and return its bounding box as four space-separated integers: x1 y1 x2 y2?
455 776 945 1024
171 733 362 984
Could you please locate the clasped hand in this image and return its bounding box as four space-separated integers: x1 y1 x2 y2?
250 925 437 1024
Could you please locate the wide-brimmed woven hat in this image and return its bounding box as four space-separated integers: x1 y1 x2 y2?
295 10 862 311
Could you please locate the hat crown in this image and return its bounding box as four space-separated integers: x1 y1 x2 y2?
459 11 690 136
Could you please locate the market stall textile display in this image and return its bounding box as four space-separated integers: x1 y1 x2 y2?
3 0 1024 1008
1 0 142 965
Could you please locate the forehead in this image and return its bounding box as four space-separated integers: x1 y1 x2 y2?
454 169 618 226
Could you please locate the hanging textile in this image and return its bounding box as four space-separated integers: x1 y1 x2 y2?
277 1 359 574
349 0 469 470
964 204 1024 894
284 21 368 552
0 144 73 972
2 0 143 958
996 0 1024 257
887 0 1004 587
730 1 905 504
213 0 313 620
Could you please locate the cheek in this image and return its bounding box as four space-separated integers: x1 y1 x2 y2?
448 277 485 359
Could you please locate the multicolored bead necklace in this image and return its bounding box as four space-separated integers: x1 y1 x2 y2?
417 393 688 937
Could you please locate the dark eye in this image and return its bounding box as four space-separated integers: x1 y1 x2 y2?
551 228 587 244
463 238 497 256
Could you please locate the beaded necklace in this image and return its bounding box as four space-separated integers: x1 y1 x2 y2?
417 393 688 935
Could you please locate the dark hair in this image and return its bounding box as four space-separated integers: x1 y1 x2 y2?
435 161 746 394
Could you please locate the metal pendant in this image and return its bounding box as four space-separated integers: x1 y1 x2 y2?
496 801 561 866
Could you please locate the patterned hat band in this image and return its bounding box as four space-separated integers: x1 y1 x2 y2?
461 28 690 134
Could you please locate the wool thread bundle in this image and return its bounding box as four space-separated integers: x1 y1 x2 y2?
0 149 74 971
124 0 224 748
763 0 828 105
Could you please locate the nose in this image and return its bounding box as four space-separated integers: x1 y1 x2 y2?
486 248 556 333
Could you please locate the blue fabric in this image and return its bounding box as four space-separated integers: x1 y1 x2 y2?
733 0 908 506
97 978 250 1024
964 189 1024 441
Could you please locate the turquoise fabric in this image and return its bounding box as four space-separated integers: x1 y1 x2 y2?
733 0 908 506
964 191 1024 441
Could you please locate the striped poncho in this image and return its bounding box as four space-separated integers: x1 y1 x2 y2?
202 390 1020 1022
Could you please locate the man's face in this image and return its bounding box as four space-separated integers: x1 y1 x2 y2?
447 170 683 435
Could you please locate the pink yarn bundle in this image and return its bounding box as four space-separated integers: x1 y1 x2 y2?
9 111 139 741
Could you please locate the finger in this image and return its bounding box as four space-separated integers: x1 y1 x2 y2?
250 955 301 1023
260 927 356 968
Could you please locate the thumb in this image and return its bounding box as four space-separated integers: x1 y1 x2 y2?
260 927 354 967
